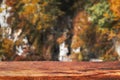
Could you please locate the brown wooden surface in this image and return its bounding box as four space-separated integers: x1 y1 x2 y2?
0 61 120 80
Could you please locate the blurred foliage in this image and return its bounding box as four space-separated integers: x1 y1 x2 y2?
72 0 120 61
5 0 63 55
109 0 120 20
86 0 114 27
0 0 120 61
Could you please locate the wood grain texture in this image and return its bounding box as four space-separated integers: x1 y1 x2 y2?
0 61 120 80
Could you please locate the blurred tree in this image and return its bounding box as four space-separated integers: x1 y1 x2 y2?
4 0 63 60
71 0 120 61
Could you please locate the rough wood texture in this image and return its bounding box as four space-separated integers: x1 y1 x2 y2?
0 61 120 80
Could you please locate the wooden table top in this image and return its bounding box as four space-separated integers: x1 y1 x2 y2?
0 61 120 80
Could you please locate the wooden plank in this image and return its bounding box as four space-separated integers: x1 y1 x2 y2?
0 61 120 80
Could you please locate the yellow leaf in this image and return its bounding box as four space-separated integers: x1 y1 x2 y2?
22 0 30 3
0 8 3 12
32 14 38 24
42 2 48 6
22 4 37 16
108 31 116 40
37 25 42 30
31 0 39 4
103 13 109 18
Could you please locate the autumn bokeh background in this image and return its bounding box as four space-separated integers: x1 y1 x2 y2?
0 0 120 61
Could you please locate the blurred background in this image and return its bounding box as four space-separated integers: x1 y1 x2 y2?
0 0 120 61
